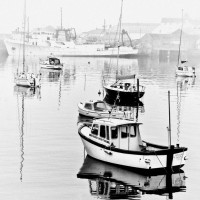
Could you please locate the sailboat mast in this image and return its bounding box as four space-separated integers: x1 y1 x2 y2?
116 0 123 76
177 9 183 66
22 0 26 72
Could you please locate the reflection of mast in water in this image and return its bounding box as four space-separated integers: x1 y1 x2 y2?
17 93 25 182
58 75 62 110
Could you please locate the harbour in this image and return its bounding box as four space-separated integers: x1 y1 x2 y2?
1 0 200 199
0 54 199 199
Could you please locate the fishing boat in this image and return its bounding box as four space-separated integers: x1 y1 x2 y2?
14 0 41 88
77 155 186 199
176 10 196 77
39 56 63 70
103 0 145 101
78 91 188 172
78 100 124 119
4 9 138 58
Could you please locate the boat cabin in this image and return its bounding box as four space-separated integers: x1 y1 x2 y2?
47 57 61 65
83 100 109 112
111 82 137 91
90 118 143 151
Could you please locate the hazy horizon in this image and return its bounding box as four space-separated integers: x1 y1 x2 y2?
1 0 200 34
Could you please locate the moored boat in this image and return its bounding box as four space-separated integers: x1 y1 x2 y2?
78 100 124 119
176 61 196 77
78 117 187 172
103 77 145 102
40 56 63 70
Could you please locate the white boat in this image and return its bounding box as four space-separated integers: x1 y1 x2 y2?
78 91 188 172
40 56 63 70
78 117 187 171
4 29 138 58
77 155 186 199
78 100 124 119
14 0 41 88
176 10 196 77
176 60 196 77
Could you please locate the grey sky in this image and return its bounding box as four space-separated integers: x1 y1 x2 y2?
0 0 200 33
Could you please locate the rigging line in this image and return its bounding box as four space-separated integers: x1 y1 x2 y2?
153 151 169 174
116 0 124 73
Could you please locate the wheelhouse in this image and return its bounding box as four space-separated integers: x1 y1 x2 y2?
90 119 143 150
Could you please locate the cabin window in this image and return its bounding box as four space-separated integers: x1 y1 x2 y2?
94 102 107 111
91 124 99 136
121 126 128 138
106 126 109 140
178 67 183 70
100 125 106 138
111 126 118 139
85 103 92 110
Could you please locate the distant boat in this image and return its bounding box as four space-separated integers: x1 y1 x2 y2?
77 155 186 199
77 91 188 172
14 0 41 88
40 56 63 70
4 9 138 58
176 10 196 77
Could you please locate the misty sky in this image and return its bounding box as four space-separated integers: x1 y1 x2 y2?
0 0 200 34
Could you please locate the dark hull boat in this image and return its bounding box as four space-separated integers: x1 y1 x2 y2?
103 77 145 103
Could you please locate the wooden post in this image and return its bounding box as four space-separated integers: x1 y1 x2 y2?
168 91 171 148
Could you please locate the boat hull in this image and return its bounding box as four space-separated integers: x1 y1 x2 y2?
104 86 145 102
78 103 124 119
40 64 62 70
78 128 187 171
4 39 138 58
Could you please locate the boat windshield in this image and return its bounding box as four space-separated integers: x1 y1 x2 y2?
94 102 107 111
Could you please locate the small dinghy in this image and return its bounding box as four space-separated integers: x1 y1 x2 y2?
78 100 125 119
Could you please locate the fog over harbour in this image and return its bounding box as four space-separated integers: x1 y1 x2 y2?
1 0 200 33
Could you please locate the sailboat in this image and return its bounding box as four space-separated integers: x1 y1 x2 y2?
103 0 145 102
176 10 196 77
14 0 41 88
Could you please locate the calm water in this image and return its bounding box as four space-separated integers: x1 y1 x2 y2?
0 53 200 199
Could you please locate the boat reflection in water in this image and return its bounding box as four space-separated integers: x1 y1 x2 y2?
40 68 63 82
77 156 186 200
176 76 195 91
14 86 41 181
